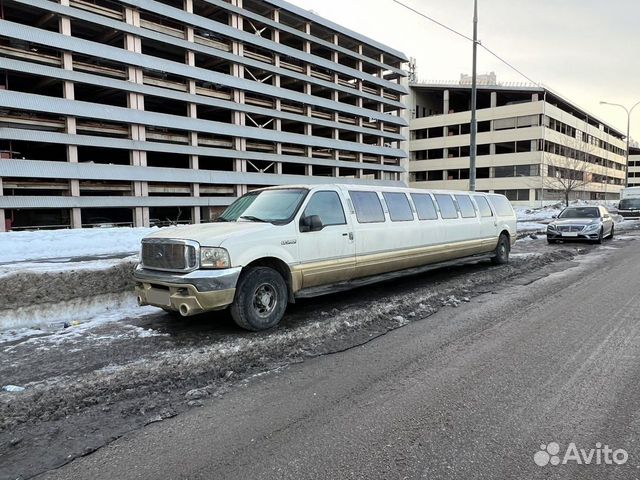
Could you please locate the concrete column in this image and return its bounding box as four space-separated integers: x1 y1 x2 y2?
59 1 82 228
0 177 5 232
443 89 450 114
490 91 497 108
125 7 149 227
532 93 539 102
231 3 246 197
184 4 200 223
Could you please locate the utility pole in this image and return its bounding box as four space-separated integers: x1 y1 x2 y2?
469 0 478 191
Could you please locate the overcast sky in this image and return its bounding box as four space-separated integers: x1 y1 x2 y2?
287 0 640 143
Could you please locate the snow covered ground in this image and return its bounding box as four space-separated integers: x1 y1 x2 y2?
0 227 156 263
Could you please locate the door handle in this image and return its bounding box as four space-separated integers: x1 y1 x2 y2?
342 232 354 240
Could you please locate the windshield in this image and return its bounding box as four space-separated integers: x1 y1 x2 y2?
619 198 640 210
217 188 308 224
558 207 600 219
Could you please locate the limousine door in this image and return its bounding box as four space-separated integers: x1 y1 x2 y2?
296 190 356 289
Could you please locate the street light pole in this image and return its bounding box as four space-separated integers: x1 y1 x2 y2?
600 100 640 187
469 0 478 191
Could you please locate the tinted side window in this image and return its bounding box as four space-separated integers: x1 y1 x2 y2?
411 193 438 220
455 195 476 218
302 191 346 227
434 194 458 219
473 195 494 217
382 192 413 222
349 191 385 223
488 195 514 217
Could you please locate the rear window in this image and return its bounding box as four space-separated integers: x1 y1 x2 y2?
411 193 438 220
382 192 413 222
473 195 494 217
454 195 477 218
488 195 514 217
349 191 385 223
434 194 459 219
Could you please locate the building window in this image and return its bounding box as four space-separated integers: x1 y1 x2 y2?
493 189 530 201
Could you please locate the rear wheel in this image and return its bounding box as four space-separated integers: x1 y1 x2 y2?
491 233 510 265
609 225 615 239
230 267 288 331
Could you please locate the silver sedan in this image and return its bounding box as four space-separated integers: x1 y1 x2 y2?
546 206 615 244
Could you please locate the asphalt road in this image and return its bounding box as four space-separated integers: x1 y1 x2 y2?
37 238 640 480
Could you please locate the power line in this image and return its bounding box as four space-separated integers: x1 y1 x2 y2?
479 44 538 85
391 0 472 43
392 0 539 86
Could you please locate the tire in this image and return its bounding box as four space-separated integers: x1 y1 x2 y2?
491 233 510 265
230 267 288 331
609 225 615 239
594 227 604 244
547 237 557 244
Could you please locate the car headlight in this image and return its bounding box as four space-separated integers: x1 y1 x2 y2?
547 224 557 230
583 223 600 232
200 247 230 269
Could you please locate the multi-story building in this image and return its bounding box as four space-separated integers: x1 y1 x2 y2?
408 82 627 206
628 146 640 188
0 0 407 231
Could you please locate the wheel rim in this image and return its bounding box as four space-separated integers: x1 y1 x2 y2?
252 283 277 318
499 241 507 258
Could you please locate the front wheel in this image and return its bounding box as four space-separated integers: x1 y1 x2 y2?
230 267 288 331
609 225 615 239
491 233 510 265
594 227 604 244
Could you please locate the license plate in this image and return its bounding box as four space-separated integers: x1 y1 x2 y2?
147 288 171 306
562 232 578 237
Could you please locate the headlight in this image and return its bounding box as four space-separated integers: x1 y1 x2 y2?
547 224 557 230
583 223 600 232
200 247 230 269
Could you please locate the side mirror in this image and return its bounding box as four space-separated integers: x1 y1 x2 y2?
300 215 324 232
552 214 558 219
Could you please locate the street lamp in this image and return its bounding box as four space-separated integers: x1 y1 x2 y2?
599 100 640 186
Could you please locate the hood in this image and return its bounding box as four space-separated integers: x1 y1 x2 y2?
549 218 600 227
143 221 274 246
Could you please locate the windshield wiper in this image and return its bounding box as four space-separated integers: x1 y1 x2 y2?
240 215 268 223
215 217 231 222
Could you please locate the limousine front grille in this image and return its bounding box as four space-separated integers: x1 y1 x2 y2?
557 225 584 233
141 239 198 272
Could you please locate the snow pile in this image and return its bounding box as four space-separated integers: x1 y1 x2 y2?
0 227 157 263
0 292 158 342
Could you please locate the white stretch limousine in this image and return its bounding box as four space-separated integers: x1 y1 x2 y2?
134 185 517 331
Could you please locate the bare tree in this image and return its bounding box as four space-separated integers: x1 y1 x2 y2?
542 136 597 207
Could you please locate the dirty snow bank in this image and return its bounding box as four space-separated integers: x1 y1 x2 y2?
0 292 157 334
0 227 156 263
0 292 159 344
0 257 139 332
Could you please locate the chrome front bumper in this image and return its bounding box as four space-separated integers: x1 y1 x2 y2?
133 265 242 316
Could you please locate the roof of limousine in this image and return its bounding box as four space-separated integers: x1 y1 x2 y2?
260 184 498 196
